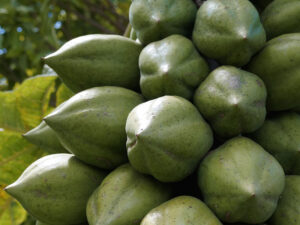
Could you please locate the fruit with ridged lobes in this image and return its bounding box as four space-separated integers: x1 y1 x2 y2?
86 164 171 225
198 137 285 224
251 112 300 175
269 176 300 225
247 33 300 111
23 121 68 154
193 66 267 138
129 0 197 45
126 96 213 182
44 35 142 93
141 196 223 225
139 35 209 100
192 0 266 67
5 154 107 225
44 87 144 170
261 0 300 40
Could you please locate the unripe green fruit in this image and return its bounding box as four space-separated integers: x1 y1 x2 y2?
139 35 209 100
44 35 142 93
86 164 171 225
5 154 107 225
141 196 222 225
193 0 266 66
23 121 68 154
247 33 300 111
194 66 267 138
262 0 300 39
44 86 144 169
198 137 285 224
36 221 88 225
126 96 213 182
251 112 300 175
129 0 197 45
270 176 300 225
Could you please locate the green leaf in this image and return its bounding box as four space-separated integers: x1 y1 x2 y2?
0 130 44 185
0 75 57 132
56 83 74 106
0 188 27 225
0 74 59 225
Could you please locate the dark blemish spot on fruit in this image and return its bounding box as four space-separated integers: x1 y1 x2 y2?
256 79 263 87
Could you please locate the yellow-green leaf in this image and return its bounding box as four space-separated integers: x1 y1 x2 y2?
0 75 57 132
56 83 74 106
0 187 27 225
0 74 59 225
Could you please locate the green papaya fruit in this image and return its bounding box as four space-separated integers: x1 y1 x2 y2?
129 0 197 45
56 83 74 105
192 0 266 67
193 66 267 138
270 176 300 225
44 86 144 169
198 137 285 224
23 121 68 154
36 221 88 225
251 112 300 175
44 34 142 93
247 33 300 111
141 196 222 225
126 96 213 182
86 164 171 225
262 0 300 39
139 35 209 100
5 154 107 225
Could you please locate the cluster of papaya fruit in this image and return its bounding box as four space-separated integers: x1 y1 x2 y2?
5 0 300 225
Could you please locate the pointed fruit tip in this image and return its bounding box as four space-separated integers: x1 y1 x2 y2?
43 114 59 129
4 183 18 196
22 131 32 141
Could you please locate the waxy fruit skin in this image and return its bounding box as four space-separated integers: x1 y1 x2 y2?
251 112 300 175
139 35 209 100
262 0 300 40
247 33 300 111
129 0 197 45
198 137 285 224
270 175 300 225
44 34 142 93
44 86 144 169
194 66 267 138
126 96 213 182
192 0 266 67
86 164 171 225
5 154 107 225
23 121 68 154
141 196 222 225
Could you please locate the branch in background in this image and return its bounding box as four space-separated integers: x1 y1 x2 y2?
73 10 114 34
100 0 128 24
123 23 131 37
84 0 126 33
57 2 114 34
0 61 22 88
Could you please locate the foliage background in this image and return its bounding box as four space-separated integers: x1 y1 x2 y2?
0 0 130 89
0 0 130 224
